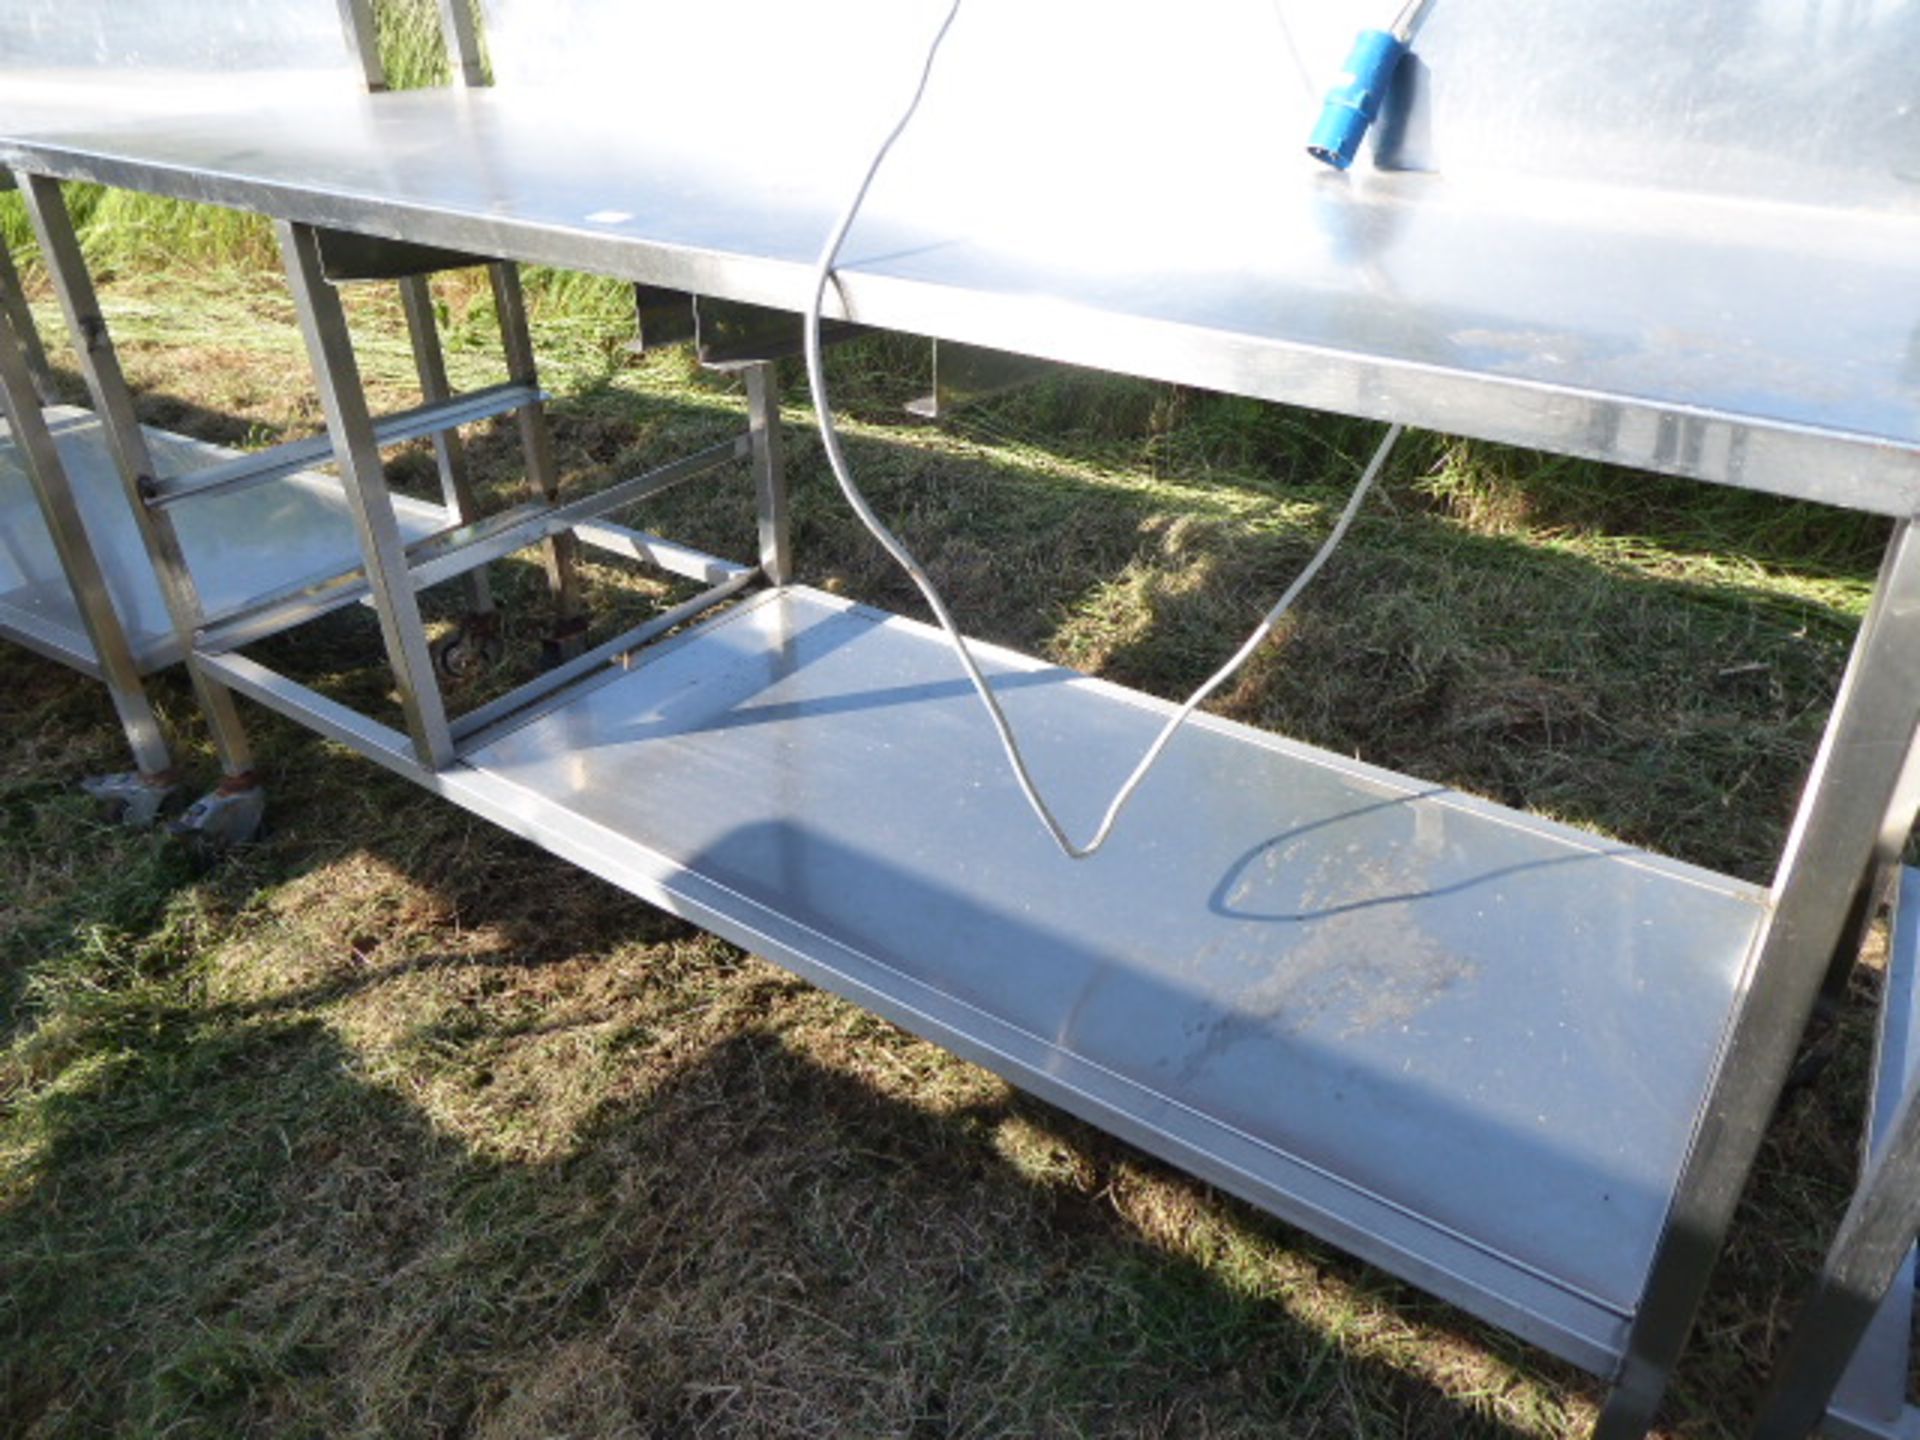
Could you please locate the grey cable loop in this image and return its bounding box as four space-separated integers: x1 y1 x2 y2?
803 0 1402 859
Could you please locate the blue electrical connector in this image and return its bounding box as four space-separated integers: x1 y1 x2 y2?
1306 0 1434 170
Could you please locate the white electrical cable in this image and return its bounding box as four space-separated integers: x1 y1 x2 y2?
803 0 1403 861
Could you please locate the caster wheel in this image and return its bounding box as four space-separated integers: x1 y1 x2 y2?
432 616 505 682
80 771 182 828
166 782 266 851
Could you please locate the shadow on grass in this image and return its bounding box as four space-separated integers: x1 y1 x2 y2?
0 947 1591 1439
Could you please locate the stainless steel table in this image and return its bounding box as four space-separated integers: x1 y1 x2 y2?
4 1 1917 1432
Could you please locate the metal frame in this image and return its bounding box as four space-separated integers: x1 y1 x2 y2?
14 150 1906 1440
1744 715 1920 1440
905 341 1050 421
220 212 779 771
11 169 762 807
17 174 257 785
140 381 535 510
0 163 472 800
7 117 1911 513
0 0 407 814
746 362 788 586
436 0 487 87
279 219 458 767
1 0 766 817
398 272 494 625
485 259 588 655
0 236 172 781
334 0 386 91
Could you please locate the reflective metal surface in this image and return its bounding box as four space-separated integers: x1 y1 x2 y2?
146 381 535 509
313 230 481 282
693 297 859 368
463 584 1768 1371
0 407 442 670
279 219 457 769
628 285 694 354
4 56 1911 508
0 0 365 112
481 0 1920 215
0 232 57 405
1 3 1912 1418
1384 0 1918 211
23 170 258 780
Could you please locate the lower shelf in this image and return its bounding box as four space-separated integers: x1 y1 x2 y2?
412 584 1770 1375
0 405 444 674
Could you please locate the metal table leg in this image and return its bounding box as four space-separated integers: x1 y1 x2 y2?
0 260 178 817
746 362 789 586
1753 1043 1920 1436
398 273 498 675
0 219 58 406
18 174 263 841
487 261 586 659
434 0 487 87
279 220 457 771
1600 519 1920 1436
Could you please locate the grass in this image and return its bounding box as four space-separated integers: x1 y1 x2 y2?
0 26 1898 1431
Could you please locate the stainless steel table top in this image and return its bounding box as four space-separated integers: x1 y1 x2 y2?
2 55 1915 514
